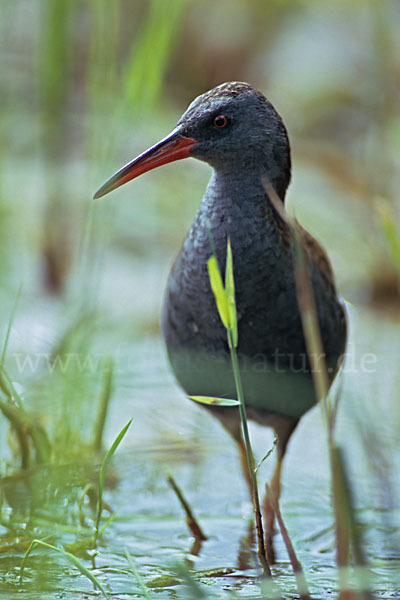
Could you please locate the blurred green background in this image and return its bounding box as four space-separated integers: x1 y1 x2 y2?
1 0 400 598
1 0 399 316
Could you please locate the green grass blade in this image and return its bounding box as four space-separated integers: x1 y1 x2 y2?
378 203 400 275
95 419 133 539
225 238 238 346
125 548 154 600
189 395 239 407
0 366 23 407
20 539 109 599
93 359 114 451
206 233 272 577
207 255 229 329
1 284 22 369
123 0 187 112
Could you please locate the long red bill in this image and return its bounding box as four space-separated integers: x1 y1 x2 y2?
93 128 198 199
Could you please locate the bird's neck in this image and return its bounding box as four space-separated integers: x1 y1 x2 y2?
190 168 290 262
202 167 286 217
207 163 287 206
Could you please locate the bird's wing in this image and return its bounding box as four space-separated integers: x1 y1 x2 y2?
297 224 337 293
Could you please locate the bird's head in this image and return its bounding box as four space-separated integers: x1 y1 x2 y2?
94 82 291 200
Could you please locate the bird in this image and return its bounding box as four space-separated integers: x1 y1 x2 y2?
94 81 347 563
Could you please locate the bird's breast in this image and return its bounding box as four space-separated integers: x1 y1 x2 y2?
161 189 298 359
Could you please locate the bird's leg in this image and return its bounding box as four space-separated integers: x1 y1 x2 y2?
207 406 254 494
263 416 299 564
210 407 298 565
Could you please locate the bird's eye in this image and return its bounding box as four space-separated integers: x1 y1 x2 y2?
213 115 228 129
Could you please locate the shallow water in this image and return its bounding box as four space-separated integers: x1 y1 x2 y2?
0 300 399 599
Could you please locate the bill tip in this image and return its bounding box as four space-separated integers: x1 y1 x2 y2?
93 185 107 200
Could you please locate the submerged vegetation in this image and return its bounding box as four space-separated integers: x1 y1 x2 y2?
0 0 399 598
